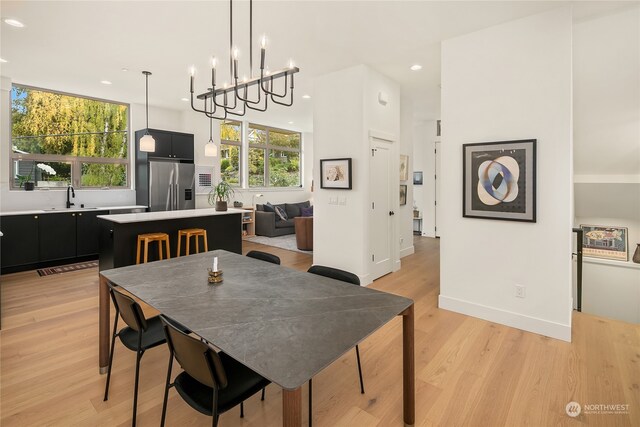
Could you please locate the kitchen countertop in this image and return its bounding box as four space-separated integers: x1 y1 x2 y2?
0 205 148 216
97 208 244 224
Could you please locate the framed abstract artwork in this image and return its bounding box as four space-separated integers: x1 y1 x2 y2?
320 158 352 190
463 139 536 222
400 155 409 181
581 225 628 261
400 184 407 205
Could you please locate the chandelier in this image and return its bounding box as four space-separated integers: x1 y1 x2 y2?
189 0 300 120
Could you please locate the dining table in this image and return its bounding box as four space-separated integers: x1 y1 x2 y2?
98 249 415 426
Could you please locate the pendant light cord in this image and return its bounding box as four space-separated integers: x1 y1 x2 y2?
250 0 253 78
145 73 149 129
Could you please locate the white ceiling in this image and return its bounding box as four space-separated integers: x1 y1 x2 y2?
0 1 633 132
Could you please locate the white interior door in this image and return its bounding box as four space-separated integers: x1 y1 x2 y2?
435 141 441 237
370 140 393 280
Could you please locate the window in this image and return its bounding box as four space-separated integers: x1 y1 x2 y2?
248 124 301 188
220 120 241 186
10 85 129 189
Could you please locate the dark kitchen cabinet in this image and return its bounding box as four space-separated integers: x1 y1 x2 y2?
39 212 77 262
0 214 39 267
76 210 108 256
135 129 194 160
146 130 173 158
170 133 194 160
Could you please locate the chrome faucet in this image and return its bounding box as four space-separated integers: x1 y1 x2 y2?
66 184 75 208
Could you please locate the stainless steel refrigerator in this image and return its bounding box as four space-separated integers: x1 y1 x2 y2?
148 161 195 211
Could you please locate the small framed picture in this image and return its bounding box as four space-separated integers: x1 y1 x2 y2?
581 225 628 261
463 139 536 222
413 171 423 185
320 158 352 190
400 184 407 206
400 155 409 181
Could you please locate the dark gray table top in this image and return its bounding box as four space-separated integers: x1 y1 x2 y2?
101 249 413 390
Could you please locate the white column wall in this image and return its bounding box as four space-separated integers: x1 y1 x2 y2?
439 7 574 341
313 65 401 285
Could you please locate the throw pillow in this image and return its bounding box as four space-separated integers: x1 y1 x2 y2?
263 202 275 213
274 206 288 221
301 206 314 217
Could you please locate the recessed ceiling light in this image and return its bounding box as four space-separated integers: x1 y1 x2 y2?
4 18 25 28
288 121 294 124
100 80 112 85
410 64 423 71
121 68 129 72
181 98 189 102
302 94 311 99
0 58 7 63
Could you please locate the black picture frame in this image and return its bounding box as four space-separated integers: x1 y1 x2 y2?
413 171 423 185
320 158 352 190
463 139 536 222
400 185 407 205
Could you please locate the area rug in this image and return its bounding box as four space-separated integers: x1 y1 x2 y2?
245 234 312 254
37 261 98 277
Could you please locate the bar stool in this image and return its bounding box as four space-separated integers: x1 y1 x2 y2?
177 228 208 256
136 233 171 264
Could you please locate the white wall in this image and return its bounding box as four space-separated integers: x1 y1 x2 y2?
399 95 415 258
573 5 640 180
0 74 184 212
439 7 574 341
313 64 401 285
412 119 438 237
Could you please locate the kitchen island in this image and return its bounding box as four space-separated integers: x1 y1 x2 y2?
97 208 243 270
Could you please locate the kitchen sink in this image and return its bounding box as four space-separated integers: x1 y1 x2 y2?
43 207 98 211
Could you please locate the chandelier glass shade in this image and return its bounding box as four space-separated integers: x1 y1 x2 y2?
189 0 299 120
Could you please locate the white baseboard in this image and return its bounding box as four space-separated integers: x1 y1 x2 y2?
438 295 572 342
400 245 415 258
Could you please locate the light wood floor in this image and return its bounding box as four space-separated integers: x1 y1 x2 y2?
1 238 638 426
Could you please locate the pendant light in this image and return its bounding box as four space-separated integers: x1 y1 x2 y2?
139 71 155 152
204 98 218 157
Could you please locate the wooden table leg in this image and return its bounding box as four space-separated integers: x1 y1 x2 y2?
402 304 415 426
282 387 302 427
99 274 110 374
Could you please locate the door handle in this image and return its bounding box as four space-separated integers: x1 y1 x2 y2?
389 211 395 216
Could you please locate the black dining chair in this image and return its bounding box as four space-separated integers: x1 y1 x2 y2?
159 315 271 427
246 250 281 265
307 265 365 426
103 284 169 427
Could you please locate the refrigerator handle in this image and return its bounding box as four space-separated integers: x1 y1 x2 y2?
168 183 173 211
174 183 179 210
176 183 180 210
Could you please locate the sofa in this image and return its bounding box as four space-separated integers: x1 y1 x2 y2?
255 201 311 237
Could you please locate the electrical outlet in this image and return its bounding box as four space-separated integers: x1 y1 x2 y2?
515 284 526 298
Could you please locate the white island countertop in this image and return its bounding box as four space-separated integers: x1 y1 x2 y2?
97 208 246 224
0 205 148 216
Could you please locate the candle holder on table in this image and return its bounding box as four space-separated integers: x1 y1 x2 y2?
208 268 223 284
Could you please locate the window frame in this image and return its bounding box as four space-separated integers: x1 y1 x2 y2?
219 120 243 187
247 122 302 189
9 83 131 191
